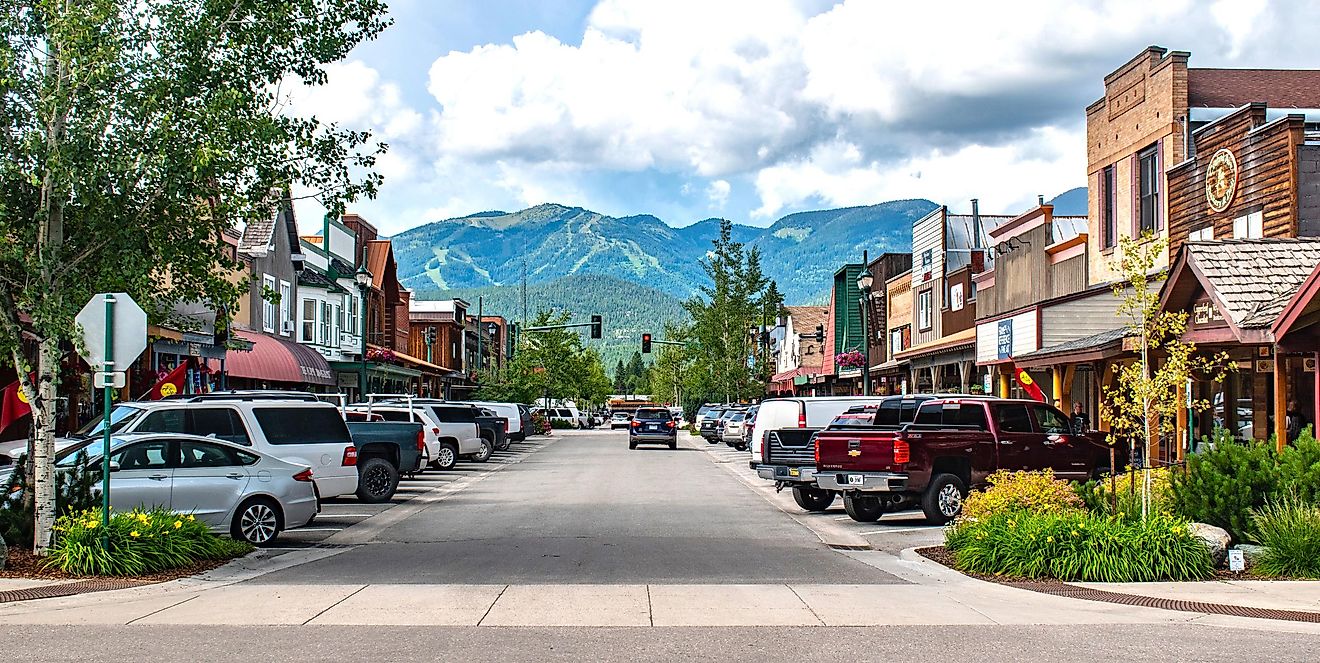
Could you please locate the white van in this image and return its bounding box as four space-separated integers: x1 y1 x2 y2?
458 401 524 440
748 397 889 464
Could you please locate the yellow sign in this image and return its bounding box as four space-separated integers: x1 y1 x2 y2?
1206 148 1238 213
15 388 28 404
1019 371 1035 386
159 382 178 397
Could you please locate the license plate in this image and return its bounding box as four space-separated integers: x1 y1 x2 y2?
847 474 865 486
788 468 800 477
646 425 658 431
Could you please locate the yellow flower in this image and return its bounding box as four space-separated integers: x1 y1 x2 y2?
1046 536 1054 543
1071 530 1078 537
130 530 139 538
174 520 182 529
86 520 98 529
186 515 195 521
1078 521 1085 529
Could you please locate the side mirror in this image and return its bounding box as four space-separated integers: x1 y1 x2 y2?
108 461 121 473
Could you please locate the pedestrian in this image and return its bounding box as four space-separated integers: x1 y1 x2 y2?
1285 399 1307 442
1070 401 1092 434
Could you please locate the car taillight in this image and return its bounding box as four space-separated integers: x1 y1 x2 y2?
666 421 675 428
814 436 820 464
504 421 509 433
798 407 806 428
416 430 426 452
631 420 641 427
342 445 357 466
893 437 910 465
293 469 314 482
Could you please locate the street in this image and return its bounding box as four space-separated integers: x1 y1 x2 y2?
1 428 1318 662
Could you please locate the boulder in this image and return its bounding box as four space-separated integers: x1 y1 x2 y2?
1189 523 1231 567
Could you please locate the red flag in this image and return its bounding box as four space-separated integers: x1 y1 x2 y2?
148 362 189 400
1009 361 1047 402
0 380 33 431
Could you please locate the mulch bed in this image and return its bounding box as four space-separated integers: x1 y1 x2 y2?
1 547 234 582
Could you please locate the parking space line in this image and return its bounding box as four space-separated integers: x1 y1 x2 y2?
856 527 942 535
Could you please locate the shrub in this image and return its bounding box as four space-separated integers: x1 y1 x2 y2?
1072 467 1174 519
1250 492 1320 579
0 450 101 547
1170 439 1279 541
549 419 575 430
958 470 1083 522
945 510 1213 582
43 508 253 576
1278 427 1320 505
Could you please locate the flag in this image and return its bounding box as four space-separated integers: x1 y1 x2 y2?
0 380 33 431
1009 361 1047 403
148 361 189 400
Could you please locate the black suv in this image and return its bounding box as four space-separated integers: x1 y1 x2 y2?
629 408 678 450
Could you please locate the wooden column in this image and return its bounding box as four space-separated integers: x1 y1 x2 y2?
1052 366 1063 409
1097 361 1111 432
1176 381 1188 463
999 367 1010 398
1275 350 1288 452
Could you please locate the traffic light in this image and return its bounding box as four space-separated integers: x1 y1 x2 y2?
641 333 652 354
814 324 824 342
590 314 602 339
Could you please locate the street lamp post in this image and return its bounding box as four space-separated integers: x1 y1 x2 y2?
856 270 874 397
355 265 373 398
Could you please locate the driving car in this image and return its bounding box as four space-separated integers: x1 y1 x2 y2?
609 412 633 429
49 432 318 545
628 407 678 450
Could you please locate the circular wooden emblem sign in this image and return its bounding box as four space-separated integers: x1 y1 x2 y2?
1205 148 1238 213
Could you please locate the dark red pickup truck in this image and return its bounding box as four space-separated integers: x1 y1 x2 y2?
813 398 1113 524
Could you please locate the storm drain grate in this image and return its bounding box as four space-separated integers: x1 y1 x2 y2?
0 578 152 604
1002 581 1320 624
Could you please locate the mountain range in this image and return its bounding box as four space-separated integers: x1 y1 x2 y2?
393 188 1086 366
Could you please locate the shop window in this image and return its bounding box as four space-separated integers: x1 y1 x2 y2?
319 301 331 346
1233 211 1263 239
302 299 316 343
1101 165 1116 248
917 290 932 331
1138 145 1160 235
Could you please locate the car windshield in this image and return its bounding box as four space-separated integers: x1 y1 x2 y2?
635 409 669 420
74 405 145 438
728 413 745 422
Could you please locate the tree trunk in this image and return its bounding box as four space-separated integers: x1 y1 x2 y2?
29 338 60 553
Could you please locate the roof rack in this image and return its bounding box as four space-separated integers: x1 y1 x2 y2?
169 390 323 403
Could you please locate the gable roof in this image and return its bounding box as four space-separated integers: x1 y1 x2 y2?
1163 239 1320 340
366 240 394 290
238 194 300 260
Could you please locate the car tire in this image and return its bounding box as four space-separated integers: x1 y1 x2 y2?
355 457 399 503
231 497 283 546
471 438 493 463
921 473 968 525
668 438 677 450
495 434 511 452
431 442 459 471
843 492 886 522
733 442 748 452
792 486 835 512
629 439 637 450
706 438 718 445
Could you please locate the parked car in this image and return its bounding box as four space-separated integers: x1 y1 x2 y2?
66 393 378 502
721 411 749 450
458 401 525 443
747 396 896 467
812 397 1113 524
474 407 511 452
51 433 317 545
353 399 490 469
694 403 722 429
757 395 951 512
342 418 424 502
698 407 730 443
629 407 678 450
609 412 633 429
739 405 759 449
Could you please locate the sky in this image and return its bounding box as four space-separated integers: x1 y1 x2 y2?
287 0 1320 236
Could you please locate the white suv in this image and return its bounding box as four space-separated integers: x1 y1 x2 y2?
69 394 361 500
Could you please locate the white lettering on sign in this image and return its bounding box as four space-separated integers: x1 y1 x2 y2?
1193 301 1222 325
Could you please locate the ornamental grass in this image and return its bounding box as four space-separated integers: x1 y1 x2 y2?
44 508 252 576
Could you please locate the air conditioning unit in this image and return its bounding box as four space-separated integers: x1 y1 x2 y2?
282 320 294 334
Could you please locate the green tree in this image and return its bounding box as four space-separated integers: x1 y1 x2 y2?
477 310 611 409
683 220 772 404
0 0 390 551
648 322 692 406
1100 234 1232 518
623 351 646 396
613 359 627 393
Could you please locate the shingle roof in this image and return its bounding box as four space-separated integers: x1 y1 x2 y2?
297 267 347 294
1187 239 1320 329
1016 327 1127 361
238 213 276 257
1188 69 1320 109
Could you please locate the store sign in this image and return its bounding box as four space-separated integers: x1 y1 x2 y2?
950 283 965 312
996 320 1014 360
1205 148 1238 213
1193 301 1223 325
1256 359 1275 373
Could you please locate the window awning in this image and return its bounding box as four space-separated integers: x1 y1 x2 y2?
225 330 335 386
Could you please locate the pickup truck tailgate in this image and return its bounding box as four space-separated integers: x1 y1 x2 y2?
814 429 903 473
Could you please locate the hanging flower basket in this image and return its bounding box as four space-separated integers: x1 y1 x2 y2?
835 350 866 369
366 348 397 363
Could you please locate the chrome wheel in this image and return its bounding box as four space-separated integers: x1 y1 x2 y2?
239 502 278 544
437 446 456 469
937 484 963 517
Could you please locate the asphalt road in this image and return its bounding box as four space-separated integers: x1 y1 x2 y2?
249 428 903 584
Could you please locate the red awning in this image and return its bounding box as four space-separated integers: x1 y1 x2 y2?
225 330 335 386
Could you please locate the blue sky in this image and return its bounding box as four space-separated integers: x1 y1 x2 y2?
288 0 1320 236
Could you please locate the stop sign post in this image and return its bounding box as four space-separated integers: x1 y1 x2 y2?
75 293 148 540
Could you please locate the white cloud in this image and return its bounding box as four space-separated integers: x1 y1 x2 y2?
416 0 1320 224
